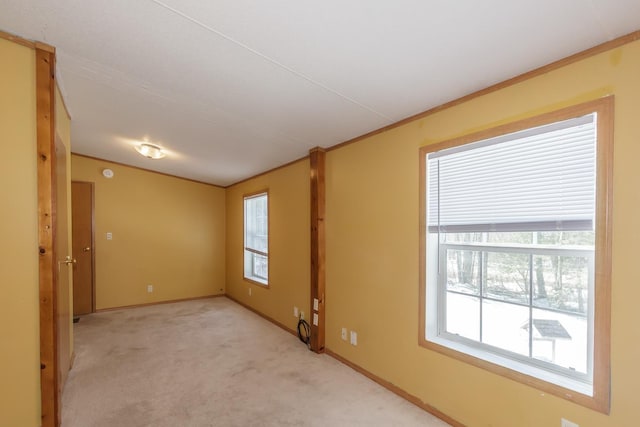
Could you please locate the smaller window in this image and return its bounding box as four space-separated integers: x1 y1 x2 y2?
244 192 269 285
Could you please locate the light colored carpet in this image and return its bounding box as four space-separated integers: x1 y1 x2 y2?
62 297 450 427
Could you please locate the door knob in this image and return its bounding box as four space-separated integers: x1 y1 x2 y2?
82 247 91 252
63 256 77 265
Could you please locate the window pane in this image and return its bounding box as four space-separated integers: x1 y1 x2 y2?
446 292 480 341
446 249 481 296
252 253 268 280
443 232 484 243
537 231 594 246
245 194 268 253
487 232 533 245
533 255 591 315
484 252 530 304
482 300 529 357
531 308 588 374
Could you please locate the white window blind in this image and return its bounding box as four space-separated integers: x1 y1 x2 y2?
245 193 268 254
427 114 596 233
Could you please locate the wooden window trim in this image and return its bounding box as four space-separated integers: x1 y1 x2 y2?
243 189 270 288
418 97 613 413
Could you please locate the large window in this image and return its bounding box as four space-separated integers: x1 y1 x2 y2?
419 98 612 412
244 191 269 285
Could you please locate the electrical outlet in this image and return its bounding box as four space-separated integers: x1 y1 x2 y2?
147 284 153 293
561 419 579 427
313 313 319 326
341 328 347 341
350 331 358 346
106 232 113 240
293 306 299 318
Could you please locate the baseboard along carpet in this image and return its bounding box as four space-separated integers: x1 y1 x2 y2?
62 297 450 427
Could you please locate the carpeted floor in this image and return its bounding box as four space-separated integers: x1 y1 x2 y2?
62 297 450 427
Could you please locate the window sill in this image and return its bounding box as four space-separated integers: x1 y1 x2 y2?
244 276 269 287
419 335 608 413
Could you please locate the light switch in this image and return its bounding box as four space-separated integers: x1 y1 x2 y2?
313 313 318 326
313 298 319 311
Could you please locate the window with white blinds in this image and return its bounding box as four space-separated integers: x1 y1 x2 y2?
244 192 268 285
427 114 596 233
420 98 613 412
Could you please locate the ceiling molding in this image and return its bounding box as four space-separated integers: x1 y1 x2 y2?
328 29 640 153
71 152 225 189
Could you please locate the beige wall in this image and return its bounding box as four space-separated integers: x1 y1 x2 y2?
325 41 640 426
71 156 226 309
225 159 310 331
0 38 40 427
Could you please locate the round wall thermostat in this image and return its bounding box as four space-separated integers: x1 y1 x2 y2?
102 168 114 178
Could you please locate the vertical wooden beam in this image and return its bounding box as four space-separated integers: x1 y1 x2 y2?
36 45 59 427
310 147 326 353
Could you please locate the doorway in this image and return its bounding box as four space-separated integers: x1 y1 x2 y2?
72 181 95 315
55 136 73 391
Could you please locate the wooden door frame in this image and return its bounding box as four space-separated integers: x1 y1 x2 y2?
72 180 97 313
36 44 60 427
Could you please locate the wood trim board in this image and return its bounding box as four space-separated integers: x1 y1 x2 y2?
70 153 225 189
327 30 640 153
0 29 36 49
325 349 464 426
224 294 462 426
36 45 59 427
226 155 310 188
226 30 639 187
224 295 297 338
309 147 326 353
94 294 224 313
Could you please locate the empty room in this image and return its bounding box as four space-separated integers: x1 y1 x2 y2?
2 2 640 426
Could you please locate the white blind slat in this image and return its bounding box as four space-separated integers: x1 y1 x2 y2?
244 193 268 252
427 114 596 232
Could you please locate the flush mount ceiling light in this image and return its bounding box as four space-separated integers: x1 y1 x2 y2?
135 142 165 159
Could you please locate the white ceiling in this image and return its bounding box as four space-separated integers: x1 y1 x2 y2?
1 1 639 186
